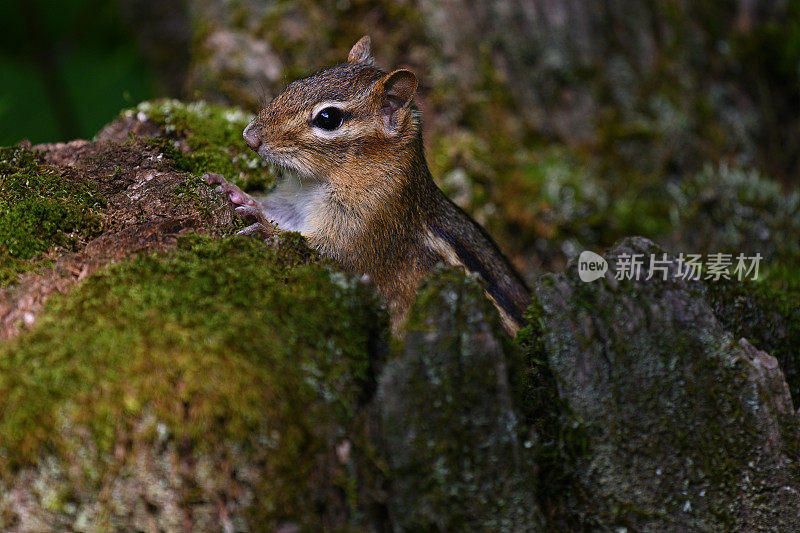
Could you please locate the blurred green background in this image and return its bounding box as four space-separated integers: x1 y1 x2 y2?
0 0 162 145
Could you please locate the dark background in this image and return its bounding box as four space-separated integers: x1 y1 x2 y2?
0 0 162 144
0 0 197 145
3 0 799 178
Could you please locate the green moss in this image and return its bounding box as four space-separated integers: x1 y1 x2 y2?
0 145 105 286
169 171 244 230
0 233 387 527
129 100 276 191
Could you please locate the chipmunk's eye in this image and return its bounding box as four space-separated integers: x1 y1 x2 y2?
312 107 343 130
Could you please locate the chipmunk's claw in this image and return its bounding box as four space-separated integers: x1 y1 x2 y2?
236 223 274 239
234 205 267 225
234 205 276 239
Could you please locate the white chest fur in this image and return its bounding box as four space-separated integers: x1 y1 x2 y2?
255 174 385 263
256 177 330 236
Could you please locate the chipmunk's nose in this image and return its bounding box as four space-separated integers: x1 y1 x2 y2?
243 123 262 151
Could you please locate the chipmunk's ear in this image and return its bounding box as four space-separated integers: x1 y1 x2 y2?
378 69 417 134
348 36 375 66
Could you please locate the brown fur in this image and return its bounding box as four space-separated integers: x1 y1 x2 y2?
241 37 530 335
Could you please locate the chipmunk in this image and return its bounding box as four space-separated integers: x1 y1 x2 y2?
205 36 530 335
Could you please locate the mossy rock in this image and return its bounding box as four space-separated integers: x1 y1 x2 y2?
109 99 276 191
706 263 800 407
526 237 800 530
512 296 591 531
0 145 105 286
0 234 388 530
377 266 544 531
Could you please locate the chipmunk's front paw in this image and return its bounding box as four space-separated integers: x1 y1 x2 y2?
203 173 277 239
204 172 256 207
